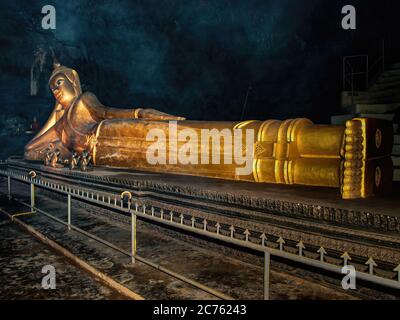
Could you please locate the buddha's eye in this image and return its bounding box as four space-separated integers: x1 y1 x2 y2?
56 79 64 86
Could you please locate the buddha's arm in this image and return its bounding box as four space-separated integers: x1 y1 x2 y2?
25 126 70 160
82 93 185 120
100 106 135 119
83 92 185 120
100 106 185 120
26 124 60 153
135 108 186 120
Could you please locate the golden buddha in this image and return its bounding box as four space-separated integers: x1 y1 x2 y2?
25 63 393 199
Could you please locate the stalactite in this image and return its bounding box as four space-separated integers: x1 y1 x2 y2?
30 48 47 96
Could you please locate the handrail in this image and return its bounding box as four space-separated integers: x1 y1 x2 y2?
1 168 400 297
0 170 400 289
342 41 386 97
343 55 369 94
1 169 234 300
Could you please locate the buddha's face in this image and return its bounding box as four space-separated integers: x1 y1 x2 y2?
50 73 77 108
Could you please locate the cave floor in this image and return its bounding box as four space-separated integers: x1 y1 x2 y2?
0 210 125 300
0 181 367 300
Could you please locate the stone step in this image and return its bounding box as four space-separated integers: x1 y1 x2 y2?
389 62 400 70
382 69 400 76
393 144 400 156
358 113 396 121
374 75 400 86
394 168 400 181
352 103 400 114
369 80 400 93
364 87 400 99
375 73 400 84
392 156 400 167
354 94 400 104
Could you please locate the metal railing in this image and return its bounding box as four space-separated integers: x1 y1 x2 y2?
343 54 369 92
1 167 400 300
342 40 386 103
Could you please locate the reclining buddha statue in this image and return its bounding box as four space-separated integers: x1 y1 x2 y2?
25 62 394 199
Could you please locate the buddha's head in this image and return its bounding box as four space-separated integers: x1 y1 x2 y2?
49 61 82 108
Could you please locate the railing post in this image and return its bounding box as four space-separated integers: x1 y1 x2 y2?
343 57 346 91
30 183 36 212
131 212 137 264
351 70 354 108
382 39 385 71
264 251 271 300
366 55 369 89
7 176 11 200
67 194 72 231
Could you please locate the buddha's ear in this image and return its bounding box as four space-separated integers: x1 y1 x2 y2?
71 70 79 85
71 69 82 94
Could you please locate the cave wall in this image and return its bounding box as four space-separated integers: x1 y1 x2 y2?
0 0 399 159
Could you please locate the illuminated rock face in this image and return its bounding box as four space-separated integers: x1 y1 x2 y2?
25 64 393 199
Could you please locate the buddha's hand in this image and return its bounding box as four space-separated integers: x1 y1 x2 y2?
172 116 186 120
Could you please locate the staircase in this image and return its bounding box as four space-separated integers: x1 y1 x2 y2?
333 61 400 182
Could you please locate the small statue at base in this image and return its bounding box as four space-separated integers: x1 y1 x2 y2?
69 151 81 170
80 150 92 172
50 149 64 168
41 146 53 166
